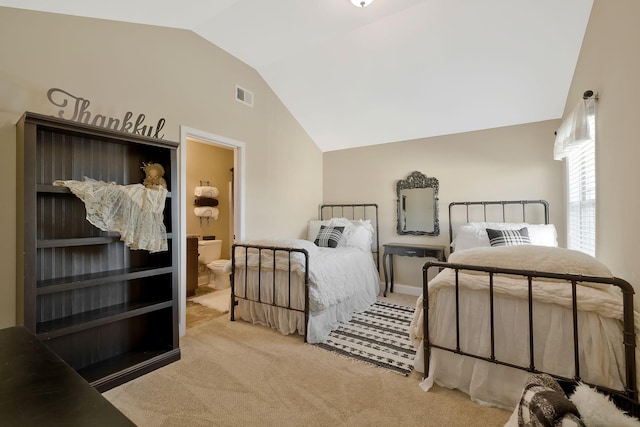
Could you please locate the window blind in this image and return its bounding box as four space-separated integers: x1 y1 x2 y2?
566 139 595 256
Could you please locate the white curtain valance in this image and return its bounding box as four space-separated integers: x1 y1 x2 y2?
553 97 596 160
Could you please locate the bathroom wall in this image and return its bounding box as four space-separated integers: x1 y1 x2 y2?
186 138 234 260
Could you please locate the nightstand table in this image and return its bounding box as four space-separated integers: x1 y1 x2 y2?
382 243 446 296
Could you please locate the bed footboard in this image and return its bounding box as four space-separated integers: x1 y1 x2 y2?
422 260 639 415
230 243 310 341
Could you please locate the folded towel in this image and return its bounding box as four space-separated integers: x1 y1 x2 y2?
194 197 219 207
194 206 219 219
194 186 219 198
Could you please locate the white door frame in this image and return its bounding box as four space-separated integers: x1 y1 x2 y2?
178 126 246 336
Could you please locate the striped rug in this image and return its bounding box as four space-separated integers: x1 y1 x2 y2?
313 301 416 376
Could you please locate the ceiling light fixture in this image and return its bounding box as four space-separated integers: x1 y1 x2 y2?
351 0 375 7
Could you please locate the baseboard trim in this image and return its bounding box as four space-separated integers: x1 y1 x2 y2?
385 283 422 297
90 349 181 393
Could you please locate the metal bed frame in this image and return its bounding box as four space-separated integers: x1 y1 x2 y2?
230 203 379 342
230 243 311 335
422 200 639 415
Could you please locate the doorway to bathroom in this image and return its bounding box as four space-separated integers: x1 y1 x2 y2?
179 126 246 336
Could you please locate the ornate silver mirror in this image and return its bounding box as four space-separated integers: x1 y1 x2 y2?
396 171 439 236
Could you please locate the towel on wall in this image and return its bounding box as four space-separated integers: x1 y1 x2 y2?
194 197 219 207
194 206 219 220
194 186 219 198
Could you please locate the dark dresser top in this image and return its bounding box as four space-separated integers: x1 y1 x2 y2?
0 326 135 426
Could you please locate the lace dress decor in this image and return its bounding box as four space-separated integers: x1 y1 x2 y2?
53 177 168 253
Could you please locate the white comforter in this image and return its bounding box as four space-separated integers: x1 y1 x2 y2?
409 245 640 409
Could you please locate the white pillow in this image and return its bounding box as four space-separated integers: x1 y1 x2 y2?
329 218 374 251
527 224 558 247
341 220 374 251
453 222 558 252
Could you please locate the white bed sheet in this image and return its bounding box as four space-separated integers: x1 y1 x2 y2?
233 240 380 343
409 246 640 410
412 287 630 410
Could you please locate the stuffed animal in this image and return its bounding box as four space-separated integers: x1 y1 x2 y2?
142 162 167 188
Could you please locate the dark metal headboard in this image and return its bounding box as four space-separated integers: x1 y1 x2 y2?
319 203 380 271
449 200 550 249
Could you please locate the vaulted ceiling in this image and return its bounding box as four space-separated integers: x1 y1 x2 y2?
0 0 594 151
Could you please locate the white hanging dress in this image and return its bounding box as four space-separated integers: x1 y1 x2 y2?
54 177 168 253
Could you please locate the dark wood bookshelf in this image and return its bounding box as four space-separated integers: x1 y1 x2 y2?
37 266 173 294
80 348 181 392
37 183 172 198
16 111 180 391
37 236 122 248
36 300 173 338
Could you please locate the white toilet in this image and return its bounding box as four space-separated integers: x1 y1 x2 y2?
197 240 231 289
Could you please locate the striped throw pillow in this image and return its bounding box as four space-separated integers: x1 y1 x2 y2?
486 227 531 247
314 225 345 248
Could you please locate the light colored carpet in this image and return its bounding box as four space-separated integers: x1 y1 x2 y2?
104 293 511 426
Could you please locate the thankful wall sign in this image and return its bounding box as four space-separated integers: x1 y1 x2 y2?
47 88 166 139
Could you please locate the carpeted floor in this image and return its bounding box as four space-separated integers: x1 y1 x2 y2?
103 291 511 426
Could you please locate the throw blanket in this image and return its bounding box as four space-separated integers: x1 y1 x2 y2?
514 374 584 427
410 246 640 350
233 239 315 273
234 239 378 312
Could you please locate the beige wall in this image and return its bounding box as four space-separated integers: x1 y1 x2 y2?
324 0 640 293
3 2 638 326
323 120 564 290
564 0 640 294
186 139 234 260
0 8 322 328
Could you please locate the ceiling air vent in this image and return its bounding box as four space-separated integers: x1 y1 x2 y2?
235 85 254 108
